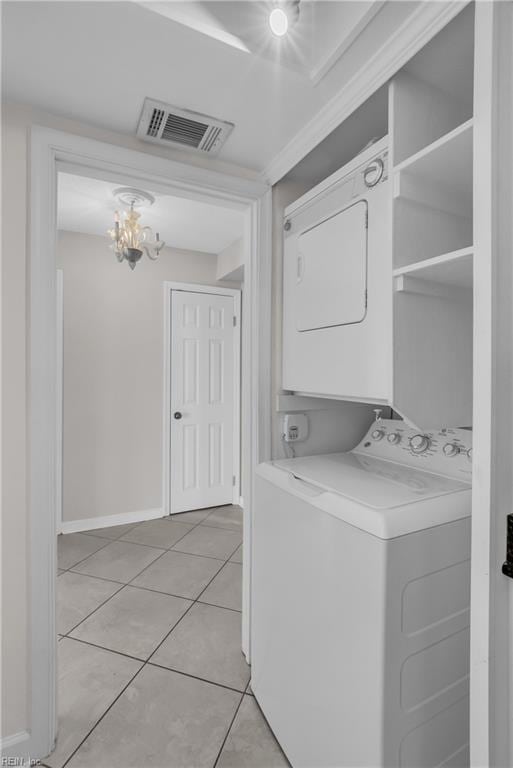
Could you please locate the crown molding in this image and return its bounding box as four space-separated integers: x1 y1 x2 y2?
262 1 470 185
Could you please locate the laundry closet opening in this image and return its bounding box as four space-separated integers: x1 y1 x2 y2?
254 6 475 768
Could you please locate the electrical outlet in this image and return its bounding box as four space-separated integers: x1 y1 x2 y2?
282 414 308 442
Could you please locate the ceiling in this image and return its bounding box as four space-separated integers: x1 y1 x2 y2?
57 173 245 255
1 1 407 174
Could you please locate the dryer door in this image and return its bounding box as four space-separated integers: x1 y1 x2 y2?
296 199 368 332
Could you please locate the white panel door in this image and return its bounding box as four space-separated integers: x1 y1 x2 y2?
170 290 235 513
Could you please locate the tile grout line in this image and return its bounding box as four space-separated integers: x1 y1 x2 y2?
57 513 246 767
212 688 246 768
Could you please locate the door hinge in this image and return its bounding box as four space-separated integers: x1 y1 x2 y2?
233 315 237 327
365 289 368 308
233 475 236 486
365 210 369 229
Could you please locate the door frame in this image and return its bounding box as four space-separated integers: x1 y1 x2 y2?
162 281 242 516
27 126 271 762
55 269 63 534
470 3 513 766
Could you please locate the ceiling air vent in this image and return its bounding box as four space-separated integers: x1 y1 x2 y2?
137 99 234 155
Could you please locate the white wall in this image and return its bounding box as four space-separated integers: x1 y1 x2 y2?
57 230 233 525
216 237 244 282
0 101 251 745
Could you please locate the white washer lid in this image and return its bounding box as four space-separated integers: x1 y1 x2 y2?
272 452 470 510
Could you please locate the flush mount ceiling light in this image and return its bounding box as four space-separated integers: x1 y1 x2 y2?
107 187 165 270
269 0 300 37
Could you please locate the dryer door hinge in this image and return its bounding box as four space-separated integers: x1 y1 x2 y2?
365 289 368 308
365 211 369 229
233 315 237 327
233 475 237 486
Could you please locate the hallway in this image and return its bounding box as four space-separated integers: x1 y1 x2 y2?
47 506 288 768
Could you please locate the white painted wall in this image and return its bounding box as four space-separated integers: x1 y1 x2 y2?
56 230 233 525
216 237 244 282
0 101 251 744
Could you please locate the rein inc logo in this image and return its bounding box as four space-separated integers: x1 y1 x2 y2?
1 759 41 766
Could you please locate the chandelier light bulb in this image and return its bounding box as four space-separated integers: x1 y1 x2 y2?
269 7 289 36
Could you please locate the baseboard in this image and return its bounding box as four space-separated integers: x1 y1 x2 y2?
1 729 31 758
59 508 164 535
238 496 244 508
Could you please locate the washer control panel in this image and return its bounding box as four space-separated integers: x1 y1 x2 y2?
355 419 472 480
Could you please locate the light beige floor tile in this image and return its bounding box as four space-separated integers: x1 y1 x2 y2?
82 522 138 540
131 550 224 599
200 562 242 611
45 638 141 768
119 518 193 549
57 572 121 634
71 540 163 583
66 665 241 768
203 505 243 531
70 585 191 659
57 533 109 570
230 544 243 564
151 602 250 691
173 526 241 560
216 695 290 768
171 508 212 523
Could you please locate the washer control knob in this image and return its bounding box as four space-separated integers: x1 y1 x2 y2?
410 434 430 454
467 448 473 462
371 429 385 441
443 442 461 457
387 432 401 445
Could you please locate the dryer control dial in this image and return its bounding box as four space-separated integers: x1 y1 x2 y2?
363 158 384 188
371 429 385 441
387 432 401 445
410 434 430 454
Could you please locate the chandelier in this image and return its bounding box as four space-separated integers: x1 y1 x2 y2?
108 187 165 270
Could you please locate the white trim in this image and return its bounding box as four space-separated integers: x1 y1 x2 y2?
309 2 385 86
56 269 63 535
262 1 469 185
28 125 271 761
0 731 31 758
60 508 164 535
471 3 513 766
162 281 242 517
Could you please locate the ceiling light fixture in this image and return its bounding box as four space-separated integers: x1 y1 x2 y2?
269 1 300 37
108 187 165 270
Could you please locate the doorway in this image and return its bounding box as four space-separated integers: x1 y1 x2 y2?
165 284 241 516
26 126 271 761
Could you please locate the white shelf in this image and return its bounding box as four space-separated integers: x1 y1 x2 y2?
393 247 473 289
394 119 473 209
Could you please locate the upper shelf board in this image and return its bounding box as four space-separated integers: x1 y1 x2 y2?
393 247 473 289
394 119 473 202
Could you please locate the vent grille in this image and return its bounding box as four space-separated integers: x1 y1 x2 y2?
161 113 209 148
137 99 234 155
147 108 165 138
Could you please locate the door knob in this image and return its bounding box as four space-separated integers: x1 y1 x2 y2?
173 412 182 420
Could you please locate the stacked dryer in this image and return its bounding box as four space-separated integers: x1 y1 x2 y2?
282 136 391 403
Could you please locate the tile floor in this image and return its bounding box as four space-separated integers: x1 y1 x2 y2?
47 505 289 768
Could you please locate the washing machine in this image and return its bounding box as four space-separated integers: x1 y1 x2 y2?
252 419 472 768
282 136 391 403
